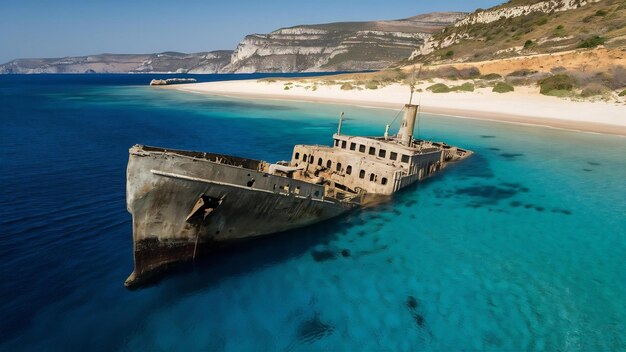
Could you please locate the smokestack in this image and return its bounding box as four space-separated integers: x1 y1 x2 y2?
397 104 418 146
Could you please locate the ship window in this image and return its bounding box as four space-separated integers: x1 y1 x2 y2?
317 157 323 166
368 147 375 155
326 160 332 168
341 141 347 149
379 149 386 158
369 173 375 182
401 154 410 163
346 165 352 175
295 152 300 160
247 179 255 187
359 145 366 153
350 142 356 151
294 186 300 195
336 162 342 172
334 139 339 147
273 184 277 190
303 154 307 162
314 190 320 197
309 155 313 163
359 170 365 179
381 177 388 185
283 184 290 192
390 152 398 160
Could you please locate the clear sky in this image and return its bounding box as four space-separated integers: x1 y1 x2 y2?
0 0 504 64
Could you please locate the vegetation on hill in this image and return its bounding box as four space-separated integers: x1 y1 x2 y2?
493 82 515 93
539 74 576 95
407 0 626 64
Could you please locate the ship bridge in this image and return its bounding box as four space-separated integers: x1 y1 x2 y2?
284 104 467 197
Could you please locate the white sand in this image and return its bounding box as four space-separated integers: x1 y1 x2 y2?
168 79 626 136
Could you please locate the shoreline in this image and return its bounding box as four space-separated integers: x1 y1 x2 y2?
166 80 626 137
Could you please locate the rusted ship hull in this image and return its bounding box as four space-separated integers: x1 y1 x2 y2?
125 145 357 287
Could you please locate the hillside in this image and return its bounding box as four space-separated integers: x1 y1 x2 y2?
1 12 466 74
0 51 233 74
221 12 467 73
404 0 625 64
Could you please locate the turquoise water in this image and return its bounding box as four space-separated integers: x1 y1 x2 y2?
1 75 625 351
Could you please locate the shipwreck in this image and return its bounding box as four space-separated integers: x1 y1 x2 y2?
124 102 471 287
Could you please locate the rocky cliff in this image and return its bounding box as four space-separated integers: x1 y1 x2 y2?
0 51 232 74
221 12 467 73
1 12 466 74
408 0 609 61
454 0 601 27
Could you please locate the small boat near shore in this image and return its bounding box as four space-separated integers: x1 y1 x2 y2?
124 100 472 287
149 78 197 86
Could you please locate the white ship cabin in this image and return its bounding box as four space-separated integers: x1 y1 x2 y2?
286 104 453 196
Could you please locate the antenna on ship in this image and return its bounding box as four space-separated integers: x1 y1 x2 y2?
337 111 344 135
412 65 423 140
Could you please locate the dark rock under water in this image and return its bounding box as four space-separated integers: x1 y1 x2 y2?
296 313 334 344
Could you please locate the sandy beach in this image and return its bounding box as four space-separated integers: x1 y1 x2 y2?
168 79 626 136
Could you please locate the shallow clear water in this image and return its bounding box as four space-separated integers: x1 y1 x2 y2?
1 74 625 351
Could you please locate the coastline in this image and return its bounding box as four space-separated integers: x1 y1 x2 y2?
166 80 626 137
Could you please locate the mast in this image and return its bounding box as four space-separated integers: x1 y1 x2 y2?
337 112 344 135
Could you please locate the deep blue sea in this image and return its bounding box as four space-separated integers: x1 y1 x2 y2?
1 74 625 351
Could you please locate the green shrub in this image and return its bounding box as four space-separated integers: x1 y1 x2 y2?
481 73 502 80
451 82 475 92
553 25 567 37
427 83 451 93
619 89 626 97
539 74 576 95
544 89 573 97
535 16 548 26
595 9 608 16
509 69 538 77
340 83 354 90
579 36 605 48
283 86 290 90
312 85 318 91
445 50 454 58
365 81 379 89
580 83 609 97
524 40 534 49
493 82 515 93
